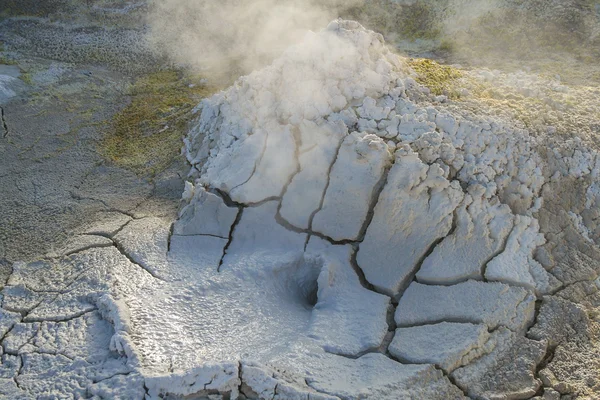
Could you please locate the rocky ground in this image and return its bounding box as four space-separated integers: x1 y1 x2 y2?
1 1 600 399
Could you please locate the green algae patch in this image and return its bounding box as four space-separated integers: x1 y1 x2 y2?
408 58 463 97
99 70 217 177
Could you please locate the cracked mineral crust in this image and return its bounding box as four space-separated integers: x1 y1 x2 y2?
4 16 600 400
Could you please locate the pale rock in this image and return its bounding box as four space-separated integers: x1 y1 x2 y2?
80 211 132 237
113 217 170 280
303 352 466 399
305 237 389 356
358 147 463 296
389 322 491 373
0 307 21 339
312 132 392 241
417 189 514 285
145 363 240 399
241 362 338 400
395 280 536 333
486 215 561 295
221 201 306 270
55 234 113 257
280 120 347 229
174 186 239 238
357 96 390 120
229 122 298 203
451 327 547 399
168 234 227 274
396 113 437 142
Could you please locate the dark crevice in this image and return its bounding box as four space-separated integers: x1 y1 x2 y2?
389 352 471 398
1 106 9 138
92 371 132 384
528 297 552 396
480 217 515 281
395 208 458 301
229 130 268 193
203 376 215 390
348 247 398 355
532 343 557 397
237 361 244 396
111 241 167 282
281 125 302 197
274 125 304 237
64 242 114 257
396 318 483 329
329 349 469 398
69 191 137 219
212 188 243 208
166 221 175 253
386 299 398 332
245 196 282 207
171 233 228 240
274 212 358 247
24 307 96 323
307 135 345 232
0 320 20 345
211 187 280 208
355 157 394 243
14 354 24 390
443 368 471 398
324 346 382 360
349 246 378 292
83 217 135 239
547 276 597 296
13 322 41 356
217 207 243 272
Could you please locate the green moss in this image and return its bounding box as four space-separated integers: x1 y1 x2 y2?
99 70 218 177
408 58 463 97
20 73 33 85
0 56 17 65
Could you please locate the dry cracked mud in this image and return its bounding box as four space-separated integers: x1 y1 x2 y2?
2 1 600 400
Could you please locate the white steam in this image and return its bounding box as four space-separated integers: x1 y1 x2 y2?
146 0 361 78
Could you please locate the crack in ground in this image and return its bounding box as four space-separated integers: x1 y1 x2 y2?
532 343 557 397
229 130 268 193
480 218 515 283
110 241 167 282
64 242 114 257
325 344 387 360
91 371 132 384
397 208 459 300
236 361 244 397
166 221 175 253
388 349 473 398
349 246 378 292
274 213 358 247
217 206 243 273
440 366 471 398
69 191 137 219
1 106 9 138
204 188 246 272
14 354 24 391
83 217 135 240
306 135 345 234
24 307 96 323
171 233 228 239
